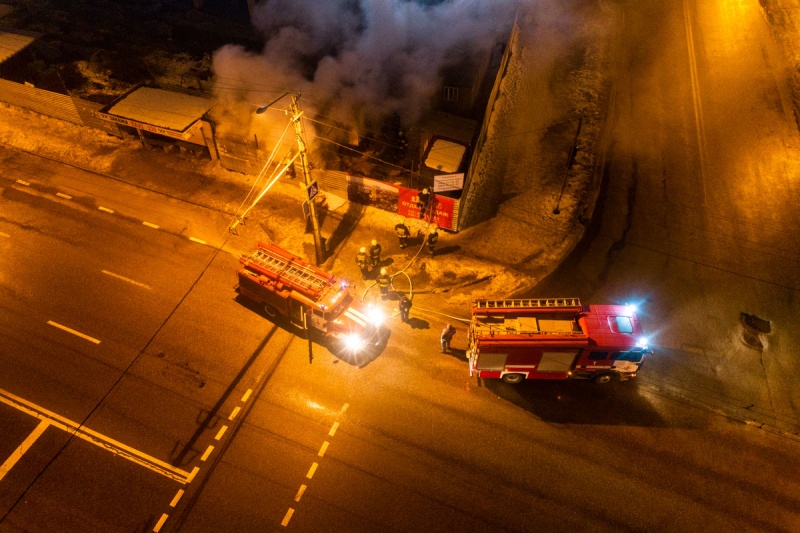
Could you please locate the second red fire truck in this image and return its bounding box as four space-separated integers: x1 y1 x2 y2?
236 242 384 352
467 297 650 384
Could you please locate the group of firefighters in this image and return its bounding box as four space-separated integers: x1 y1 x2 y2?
352 216 457 353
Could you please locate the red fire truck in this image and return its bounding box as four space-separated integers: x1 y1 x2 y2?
467 298 650 384
236 242 384 352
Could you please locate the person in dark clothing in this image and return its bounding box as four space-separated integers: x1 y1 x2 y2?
440 323 456 353
398 293 412 322
395 221 410 249
427 225 439 255
376 268 391 298
369 239 381 268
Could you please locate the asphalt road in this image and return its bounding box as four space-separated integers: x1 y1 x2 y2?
2 0 800 531
534 0 800 431
2 143 799 532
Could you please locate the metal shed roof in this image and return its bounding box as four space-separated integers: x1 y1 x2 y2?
0 30 37 64
105 87 213 132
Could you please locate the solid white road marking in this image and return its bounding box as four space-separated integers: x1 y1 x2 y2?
153 513 169 532
189 237 207 245
294 485 307 502
170 489 184 507
318 441 329 457
47 320 101 344
101 270 152 290
142 221 159 229
328 421 339 437
0 420 49 481
281 508 294 527
0 387 192 483
15 179 29 186
98 206 114 213
306 462 318 479
215 426 228 440
56 192 72 200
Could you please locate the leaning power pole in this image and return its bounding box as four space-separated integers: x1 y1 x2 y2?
290 95 325 265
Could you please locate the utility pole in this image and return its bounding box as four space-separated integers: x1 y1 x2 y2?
290 95 325 265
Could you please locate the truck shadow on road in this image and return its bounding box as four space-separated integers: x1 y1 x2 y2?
484 379 704 429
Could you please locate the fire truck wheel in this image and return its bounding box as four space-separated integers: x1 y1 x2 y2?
501 373 525 384
263 304 278 318
592 372 618 385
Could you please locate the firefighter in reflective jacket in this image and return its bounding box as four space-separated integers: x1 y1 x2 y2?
395 221 410 249
369 239 382 268
418 187 432 218
376 268 391 298
356 247 369 277
427 225 439 255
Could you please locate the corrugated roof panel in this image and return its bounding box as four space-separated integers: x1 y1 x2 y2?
106 87 213 132
0 31 36 64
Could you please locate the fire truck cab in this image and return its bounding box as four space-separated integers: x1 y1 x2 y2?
467 298 650 384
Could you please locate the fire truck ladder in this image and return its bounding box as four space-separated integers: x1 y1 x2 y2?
473 297 582 309
248 248 329 295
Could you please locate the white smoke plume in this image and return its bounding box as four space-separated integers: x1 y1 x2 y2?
210 0 517 144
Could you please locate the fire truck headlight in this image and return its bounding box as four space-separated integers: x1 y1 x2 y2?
636 337 649 349
344 333 366 352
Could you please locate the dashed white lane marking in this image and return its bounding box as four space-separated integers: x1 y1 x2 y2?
101 270 152 290
339 403 349 415
153 513 169 532
15 179 30 186
294 485 307 502
241 389 253 402
186 466 200 483
306 462 318 479
228 406 241 421
169 489 184 507
281 508 295 527
200 445 214 462
215 426 228 441
47 320 101 345
318 441 329 457
0 231 9 238
328 421 339 437
142 221 160 229
56 192 72 200
189 237 207 245
0 420 49 482
98 206 114 213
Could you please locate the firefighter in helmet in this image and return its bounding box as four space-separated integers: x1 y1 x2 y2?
395 220 410 249
418 187 432 218
356 247 369 277
427 225 439 255
376 267 391 298
369 239 382 269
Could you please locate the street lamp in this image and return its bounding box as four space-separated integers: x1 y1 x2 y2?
234 93 326 265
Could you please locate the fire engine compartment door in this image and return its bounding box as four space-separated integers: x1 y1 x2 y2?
537 350 580 372
476 352 508 371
